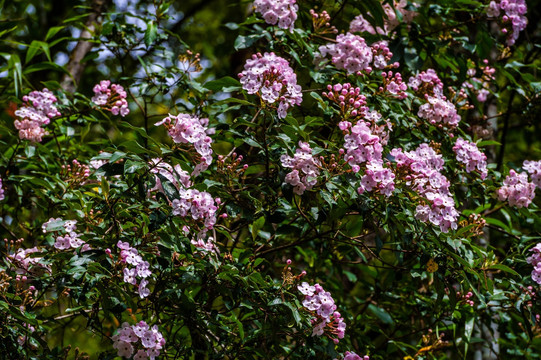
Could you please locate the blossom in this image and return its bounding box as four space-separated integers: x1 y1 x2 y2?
408 69 444 98
323 83 368 121
171 189 219 230
8 247 49 275
43 218 87 250
391 144 458 232
317 33 373 74
253 0 298 32
523 160 541 188
381 70 407 99
497 169 536 208
113 321 165 359
155 114 213 176
281 142 321 195
14 88 60 142
486 0 528 46
116 242 152 298
357 161 395 197
528 243 541 284
91 80 129 116
417 95 461 128
149 159 191 193
238 52 302 119
299 282 346 342
453 138 488 179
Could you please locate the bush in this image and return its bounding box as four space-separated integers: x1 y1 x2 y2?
0 0 541 359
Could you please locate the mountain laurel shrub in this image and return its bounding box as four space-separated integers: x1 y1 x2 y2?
1 0 541 359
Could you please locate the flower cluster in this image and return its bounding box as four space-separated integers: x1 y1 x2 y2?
417 95 461 128
117 241 152 298
342 120 384 168
380 70 408 99
497 169 536 208
91 80 129 117
335 352 370 360
112 321 165 359
358 161 396 197
523 160 541 188
0 177 4 201
317 33 373 74
253 0 298 32
391 144 459 232
8 246 47 275
281 141 321 195
42 218 89 251
238 52 302 119
14 88 60 142
155 114 214 176
298 282 346 343
339 109 395 197
487 0 528 46
452 138 488 179
323 83 368 121
527 243 541 284
172 189 219 232
149 159 191 193
408 69 444 98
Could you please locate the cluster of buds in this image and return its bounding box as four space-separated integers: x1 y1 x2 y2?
216 152 249 177
91 80 129 117
323 83 368 121
179 50 202 73
371 41 394 70
317 150 352 177
61 159 91 186
456 291 475 307
309 9 337 35
380 71 408 99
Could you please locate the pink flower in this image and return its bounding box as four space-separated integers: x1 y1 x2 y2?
155 114 213 176
254 0 298 32
317 33 373 74
14 88 60 142
497 169 536 208
281 142 320 195
453 138 488 179
238 52 302 119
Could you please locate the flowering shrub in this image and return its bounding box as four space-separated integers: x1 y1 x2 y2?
0 0 540 359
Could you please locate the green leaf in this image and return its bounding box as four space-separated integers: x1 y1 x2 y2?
488 264 519 276
124 159 146 174
368 304 394 325
25 40 51 63
144 21 158 47
251 216 265 241
204 76 241 92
